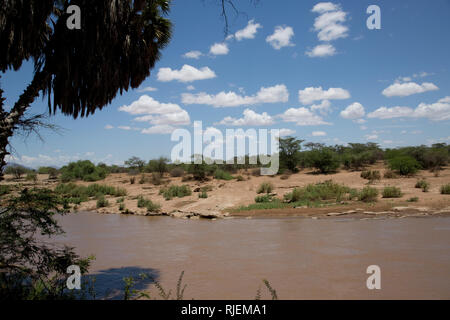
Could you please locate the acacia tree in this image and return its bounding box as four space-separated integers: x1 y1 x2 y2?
0 0 172 179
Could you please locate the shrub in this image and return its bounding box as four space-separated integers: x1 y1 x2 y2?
255 195 273 203
170 167 185 177
119 203 125 211
284 180 355 203
415 179 430 192
146 157 169 175
26 172 38 183
139 174 146 184
59 160 108 182
407 197 419 202
116 197 125 203
129 177 135 184
305 148 340 174
382 186 402 198
236 175 245 181
214 169 233 181
388 156 421 176
96 196 109 208
198 191 208 199
151 172 162 185
257 182 274 194
4 165 28 179
160 185 192 200
383 170 398 179
358 186 379 202
360 170 381 183
441 184 450 195
0 185 11 196
251 168 261 176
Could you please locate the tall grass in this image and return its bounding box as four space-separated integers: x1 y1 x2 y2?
382 186 402 198
54 183 127 204
159 185 191 200
257 182 274 194
441 184 450 195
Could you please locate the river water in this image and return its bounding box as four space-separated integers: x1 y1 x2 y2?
54 212 450 299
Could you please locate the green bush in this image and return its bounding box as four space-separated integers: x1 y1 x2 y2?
382 186 402 198
388 156 421 176
151 172 162 185
214 169 233 181
257 182 274 194
137 196 161 212
159 185 192 200
284 180 355 203
96 196 109 208
407 197 419 202
0 185 11 196
170 167 185 177
198 191 208 199
26 172 38 183
4 165 29 179
415 179 430 192
119 203 125 211
305 148 340 174
255 195 273 203
358 186 379 202
441 184 450 195
236 175 245 181
59 160 108 182
360 170 381 183
54 183 126 204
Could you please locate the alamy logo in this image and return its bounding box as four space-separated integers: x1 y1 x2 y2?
366 265 381 290
66 265 81 290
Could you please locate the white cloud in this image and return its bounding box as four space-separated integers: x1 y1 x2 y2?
141 125 176 135
382 82 439 97
340 102 365 119
217 109 274 126
266 26 295 50
367 106 414 119
414 96 450 121
186 85 195 91
157 64 216 83
279 107 331 126
354 118 366 124
312 131 327 136
183 50 203 59
277 128 296 137
119 95 190 126
137 86 158 93
104 124 114 129
210 43 229 55
299 86 350 105
306 44 336 57
182 84 289 108
118 126 132 130
234 19 262 41
365 134 378 140
312 2 340 13
310 100 332 115
312 3 348 42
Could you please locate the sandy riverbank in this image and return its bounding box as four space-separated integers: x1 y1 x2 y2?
2 163 449 219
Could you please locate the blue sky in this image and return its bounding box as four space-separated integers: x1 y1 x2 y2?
3 0 450 168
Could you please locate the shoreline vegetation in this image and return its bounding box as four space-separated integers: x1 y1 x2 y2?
1 141 450 221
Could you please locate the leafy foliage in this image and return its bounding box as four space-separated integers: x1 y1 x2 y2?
159 185 191 200
60 160 108 182
382 186 402 198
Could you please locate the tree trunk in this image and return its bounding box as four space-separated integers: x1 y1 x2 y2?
0 71 48 180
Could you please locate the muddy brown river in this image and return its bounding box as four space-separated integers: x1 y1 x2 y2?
53 212 450 299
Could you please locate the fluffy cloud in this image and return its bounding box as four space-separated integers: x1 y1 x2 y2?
367 106 413 119
183 50 203 59
234 19 262 41
414 96 450 121
210 43 229 55
368 97 450 121
157 64 216 83
312 131 327 136
382 82 439 97
340 102 365 119
310 100 332 115
298 86 350 105
119 95 190 127
365 134 378 140
312 3 348 42
104 124 114 129
266 26 295 50
277 128 296 137
186 85 195 91
217 109 274 126
182 84 289 108
141 125 176 135
279 107 330 126
306 44 336 57
137 86 158 93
